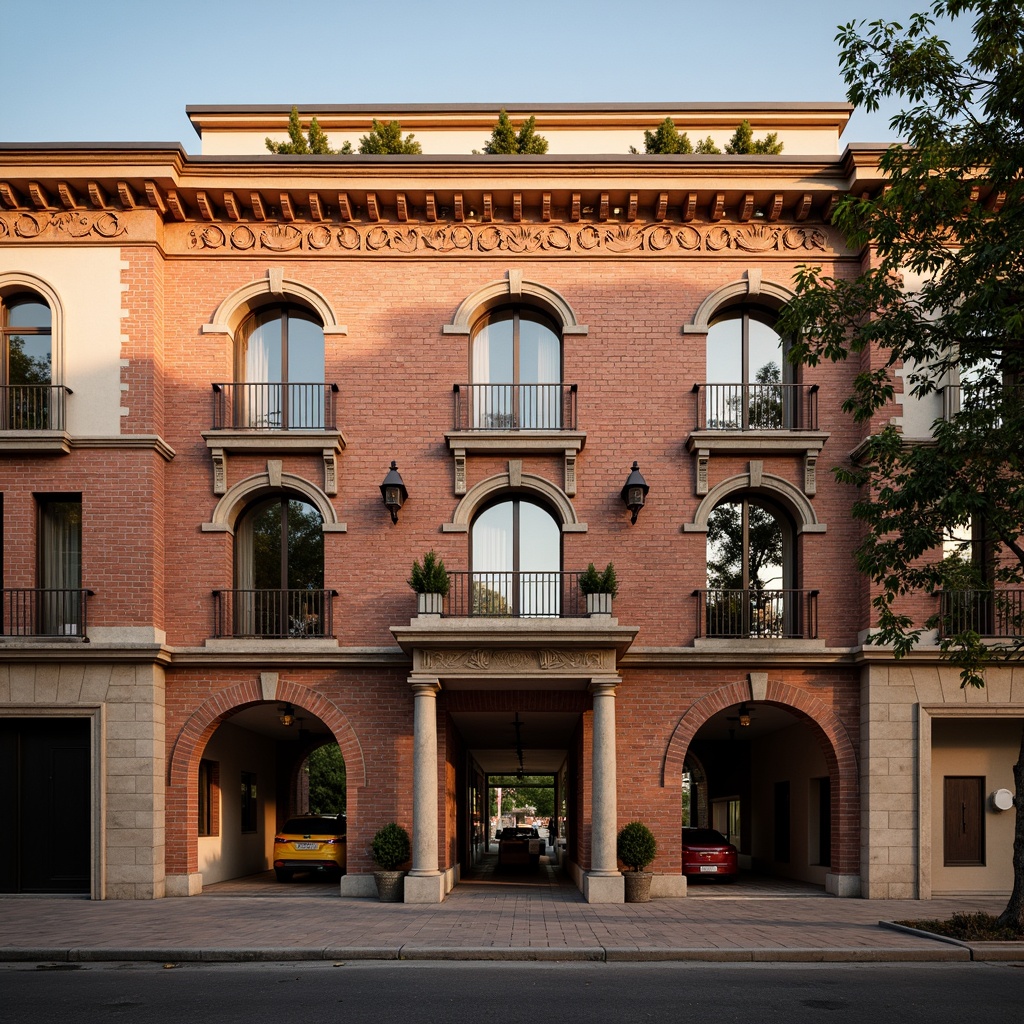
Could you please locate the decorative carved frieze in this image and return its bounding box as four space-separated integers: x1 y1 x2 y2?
418 647 613 674
0 210 127 239
1 212 833 258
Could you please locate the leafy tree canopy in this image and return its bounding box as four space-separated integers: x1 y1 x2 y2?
265 107 352 154
483 110 549 154
776 0 1024 928
306 742 346 815
724 118 783 154
357 119 422 155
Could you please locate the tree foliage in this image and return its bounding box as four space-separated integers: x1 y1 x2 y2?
357 119 421 155
483 110 549 154
776 0 1024 928
306 742 346 815
724 118 784 154
265 107 351 154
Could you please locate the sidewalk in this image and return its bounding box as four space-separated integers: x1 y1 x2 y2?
2 872 1021 964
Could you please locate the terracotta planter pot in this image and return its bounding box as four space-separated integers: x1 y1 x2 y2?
623 871 652 903
373 870 406 902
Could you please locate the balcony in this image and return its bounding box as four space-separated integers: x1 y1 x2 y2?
687 384 827 497
693 588 819 640
211 382 339 431
212 588 338 639
0 385 73 454
938 589 1024 638
430 571 595 619
446 385 585 497
693 383 819 431
202 383 346 497
1 588 94 640
453 384 578 432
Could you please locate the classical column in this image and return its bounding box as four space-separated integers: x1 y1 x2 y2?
584 675 624 903
404 675 445 903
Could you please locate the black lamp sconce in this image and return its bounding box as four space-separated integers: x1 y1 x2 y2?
380 461 408 524
621 461 649 524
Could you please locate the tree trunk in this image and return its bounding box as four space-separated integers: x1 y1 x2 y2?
996 724 1024 930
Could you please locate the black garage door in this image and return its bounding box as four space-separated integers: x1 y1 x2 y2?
0 717 91 893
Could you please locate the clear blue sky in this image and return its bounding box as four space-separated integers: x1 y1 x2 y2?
1 0 971 151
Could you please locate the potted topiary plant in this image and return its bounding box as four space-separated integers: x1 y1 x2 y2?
617 820 657 902
408 550 450 615
371 821 411 902
579 562 618 615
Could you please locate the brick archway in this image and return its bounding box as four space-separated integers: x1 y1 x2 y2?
166 679 365 877
662 679 859 877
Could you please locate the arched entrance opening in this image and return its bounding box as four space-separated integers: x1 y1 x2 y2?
679 698 852 893
193 701 346 890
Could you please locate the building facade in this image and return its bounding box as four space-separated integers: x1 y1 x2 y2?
0 104 1019 901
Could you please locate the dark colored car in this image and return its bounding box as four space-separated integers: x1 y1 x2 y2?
681 827 738 881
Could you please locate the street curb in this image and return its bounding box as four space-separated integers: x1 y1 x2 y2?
0 944 981 964
879 921 1024 962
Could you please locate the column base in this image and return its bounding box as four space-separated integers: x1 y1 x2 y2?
338 873 378 897
403 871 446 904
164 872 203 897
825 872 861 897
582 871 624 903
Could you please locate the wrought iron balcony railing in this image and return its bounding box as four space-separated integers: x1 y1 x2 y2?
693 383 819 431
1 588 94 639
938 589 1024 638
453 384 578 431
439 571 588 618
211 382 339 431
213 588 338 639
693 588 819 639
1 385 73 431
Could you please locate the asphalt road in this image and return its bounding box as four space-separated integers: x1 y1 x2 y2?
2 961 1024 1023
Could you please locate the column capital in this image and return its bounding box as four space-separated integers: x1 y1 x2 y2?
588 675 620 698
409 675 441 697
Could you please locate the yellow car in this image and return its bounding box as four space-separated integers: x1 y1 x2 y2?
272 815 347 882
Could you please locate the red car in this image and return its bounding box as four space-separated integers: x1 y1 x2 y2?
681 827 739 881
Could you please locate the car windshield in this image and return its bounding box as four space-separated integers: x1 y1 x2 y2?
683 829 729 845
280 817 345 835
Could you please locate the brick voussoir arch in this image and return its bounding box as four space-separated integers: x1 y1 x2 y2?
661 680 857 790
168 680 366 790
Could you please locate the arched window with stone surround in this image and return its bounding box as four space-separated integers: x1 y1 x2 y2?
470 496 562 617
470 307 562 429
705 305 791 430
703 494 800 638
231 494 327 637
1 289 56 430
232 303 326 430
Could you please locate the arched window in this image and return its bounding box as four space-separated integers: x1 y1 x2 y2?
234 305 325 429
705 307 791 430
471 497 561 616
704 497 798 637
1 292 53 429
470 309 562 429
233 496 326 637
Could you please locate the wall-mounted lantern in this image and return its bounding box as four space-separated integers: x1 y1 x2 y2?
621 461 649 525
380 461 408 524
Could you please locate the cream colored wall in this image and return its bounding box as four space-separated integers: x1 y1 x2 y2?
0 247 124 435
930 717 1021 895
749 719 830 885
0 660 166 899
197 720 279 886
862 661 1024 898
216 126 841 157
